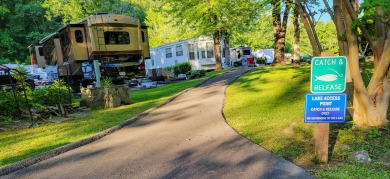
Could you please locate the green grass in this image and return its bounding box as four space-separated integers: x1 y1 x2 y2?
0 70 225 168
224 65 316 166
224 64 390 178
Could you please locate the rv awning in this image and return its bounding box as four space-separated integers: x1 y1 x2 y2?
39 32 57 44
39 25 70 44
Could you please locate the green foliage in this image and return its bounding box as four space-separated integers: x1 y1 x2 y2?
164 66 173 72
367 128 383 139
44 80 71 105
101 77 113 87
163 0 261 45
172 62 192 76
30 80 70 107
0 0 63 63
232 13 274 49
0 5 10 19
140 0 196 47
359 0 390 20
42 0 146 24
255 57 266 64
12 62 28 82
0 87 18 122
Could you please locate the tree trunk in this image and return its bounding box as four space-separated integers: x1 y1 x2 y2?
340 0 389 128
222 30 231 68
293 2 300 67
224 38 231 67
272 0 292 65
213 31 223 70
272 0 283 65
333 0 354 116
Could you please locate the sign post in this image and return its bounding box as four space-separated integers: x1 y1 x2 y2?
304 52 348 163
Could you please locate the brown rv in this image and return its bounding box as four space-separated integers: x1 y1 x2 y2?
30 12 150 86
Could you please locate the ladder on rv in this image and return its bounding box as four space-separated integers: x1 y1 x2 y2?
96 28 106 51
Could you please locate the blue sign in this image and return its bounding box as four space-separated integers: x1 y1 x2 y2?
304 93 347 123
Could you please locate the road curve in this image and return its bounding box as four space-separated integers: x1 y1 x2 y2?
2 67 313 179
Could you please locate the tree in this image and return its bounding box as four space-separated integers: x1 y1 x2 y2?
164 0 260 70
231 12 274 49
271 0 293 65
42 0 146 23
301 0 390 128
137 0 197 47
292 1 300 67
315 21 338 53
0 0 62 64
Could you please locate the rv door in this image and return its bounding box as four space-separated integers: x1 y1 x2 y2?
141 26 150 59
71 27 89 61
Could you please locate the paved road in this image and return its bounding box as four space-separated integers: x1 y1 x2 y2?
2 68 313 179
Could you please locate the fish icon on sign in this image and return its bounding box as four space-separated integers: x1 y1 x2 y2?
315 74 338 82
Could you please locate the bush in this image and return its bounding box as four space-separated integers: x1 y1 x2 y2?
186 70 206 79
173 62 192 76
256 57 266 64
0 76 71 122
165 66 173 73
101 77 113 87
43 80 71 106
0 87 18 122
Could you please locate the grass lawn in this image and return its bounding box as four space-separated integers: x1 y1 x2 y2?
0 70 225 168
224 65 390 178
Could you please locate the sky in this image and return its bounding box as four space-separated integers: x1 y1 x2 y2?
314 1 333 22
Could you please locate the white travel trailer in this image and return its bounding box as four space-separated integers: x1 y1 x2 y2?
254 49 274 64
145 37 225 72
230 46 254 66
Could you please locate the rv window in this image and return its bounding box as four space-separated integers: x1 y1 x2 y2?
38 47 44 56
75 30 83 43
141 31 145 42
188 44 195 60
200 43 206 59
104 31 130 44
176 45 183 56
166 48 172 58
206 42 214 58
243 50 251 55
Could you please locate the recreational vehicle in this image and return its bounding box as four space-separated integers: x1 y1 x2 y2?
29 13 150 88
230 46 254 66
254 49 274 64
145 37 225 72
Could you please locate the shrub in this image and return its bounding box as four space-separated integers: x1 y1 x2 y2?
165 66 173 72
0 78 71 121
101 77 113 87
256 57 266 64
186 70 204 79
44 80 71 106
0 87 18 121
173 62 192 75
